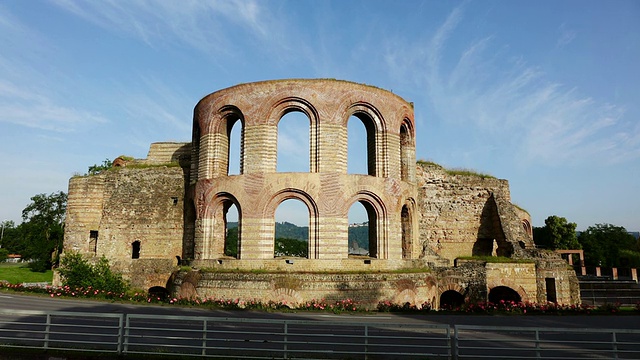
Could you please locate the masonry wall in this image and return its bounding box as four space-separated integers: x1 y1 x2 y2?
416 162 534 264
62 161 190 290
191 79 419 265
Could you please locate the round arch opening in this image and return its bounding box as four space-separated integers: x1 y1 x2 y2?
488 286 522 304
440 290 465 310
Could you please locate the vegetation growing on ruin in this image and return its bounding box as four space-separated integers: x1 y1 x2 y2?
417 159 496 179
457 256 535 264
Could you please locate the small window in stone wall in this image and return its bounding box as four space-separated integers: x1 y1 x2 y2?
132 241 141 259
171 197 179 205
89 230 98 254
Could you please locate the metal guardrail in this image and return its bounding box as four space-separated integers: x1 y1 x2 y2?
1 309 639 359
454 325 640 360
0 309 451 359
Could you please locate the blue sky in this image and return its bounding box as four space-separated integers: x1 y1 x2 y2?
0 0 638 231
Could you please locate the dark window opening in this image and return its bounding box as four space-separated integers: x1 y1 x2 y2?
401 204 412 259
545 278 557 303
171 197 178 205
89 230 98 254
132 241 141 259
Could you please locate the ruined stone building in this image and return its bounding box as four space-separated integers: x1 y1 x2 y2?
62 79 580 308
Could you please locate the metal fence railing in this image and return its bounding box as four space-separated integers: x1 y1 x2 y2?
454 325 640 360
1 309 639 359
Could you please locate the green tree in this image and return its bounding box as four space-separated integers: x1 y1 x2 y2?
87 158 113 175
275 238 308 257
532 215 580 250
20 191 67 271
0 248 8 262
578 223 638 267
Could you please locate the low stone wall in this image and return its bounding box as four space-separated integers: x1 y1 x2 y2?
172 263 490 309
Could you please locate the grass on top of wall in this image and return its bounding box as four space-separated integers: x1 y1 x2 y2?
457 256 535 264
417 159 496 179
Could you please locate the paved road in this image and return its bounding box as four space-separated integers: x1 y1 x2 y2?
1 292 639 329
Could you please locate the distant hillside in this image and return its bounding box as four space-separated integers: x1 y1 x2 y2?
227 221 369 249
227 221 309 241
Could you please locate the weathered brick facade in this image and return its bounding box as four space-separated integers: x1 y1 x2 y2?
61 79 580 307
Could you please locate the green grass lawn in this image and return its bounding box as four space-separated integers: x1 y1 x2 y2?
0 263 53 284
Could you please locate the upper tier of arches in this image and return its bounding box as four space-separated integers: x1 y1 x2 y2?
191 79 416 183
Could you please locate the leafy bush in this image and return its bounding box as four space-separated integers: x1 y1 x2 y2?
57 252 129 293
0 249 8 262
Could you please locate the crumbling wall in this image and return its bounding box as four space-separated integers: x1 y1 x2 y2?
416 162 533 263
62 144 192 290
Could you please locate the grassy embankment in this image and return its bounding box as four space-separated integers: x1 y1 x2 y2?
0 263 53 284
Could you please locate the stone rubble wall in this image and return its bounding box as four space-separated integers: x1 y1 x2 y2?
416 162 534 263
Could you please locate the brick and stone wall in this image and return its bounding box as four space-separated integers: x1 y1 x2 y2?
61 79 580 307
62 143 192 290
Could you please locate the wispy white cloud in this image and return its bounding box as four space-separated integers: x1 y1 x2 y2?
386 5 637 166
0 79 107 132
50 0 278 56
557 23 577 48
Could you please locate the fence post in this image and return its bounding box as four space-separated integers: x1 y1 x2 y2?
116 313 124 354
43 313 51 350
123 314 131 354
612 331 618 360
453 326 459 360
283 321 288 360
202 319 208 356
364 324 369 360
535 329 541 359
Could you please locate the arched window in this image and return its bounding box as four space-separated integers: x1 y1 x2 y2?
399 121 412 181
401 204 412 259
131 240 140 259
227 118 243 175
348 201 378 258
347 114 377 176
224 203 240 258
522 219 532 237
277 111 310 172
274 199 309 258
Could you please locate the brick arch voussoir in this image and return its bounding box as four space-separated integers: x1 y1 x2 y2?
210 105 245 135
437 277 467 297
202 191 242 220
345 190 388 220
342 101 387 133
266 96 320 127
264 188 319 220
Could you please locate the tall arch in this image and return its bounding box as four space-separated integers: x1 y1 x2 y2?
345 103 387 177
277 111 311 172
209 106 245 178
268 97 319 173
265 189 319 259
201 192 242 259
401 199 416 259
399 119 414 182
346 191 388 259
274 199 309 258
